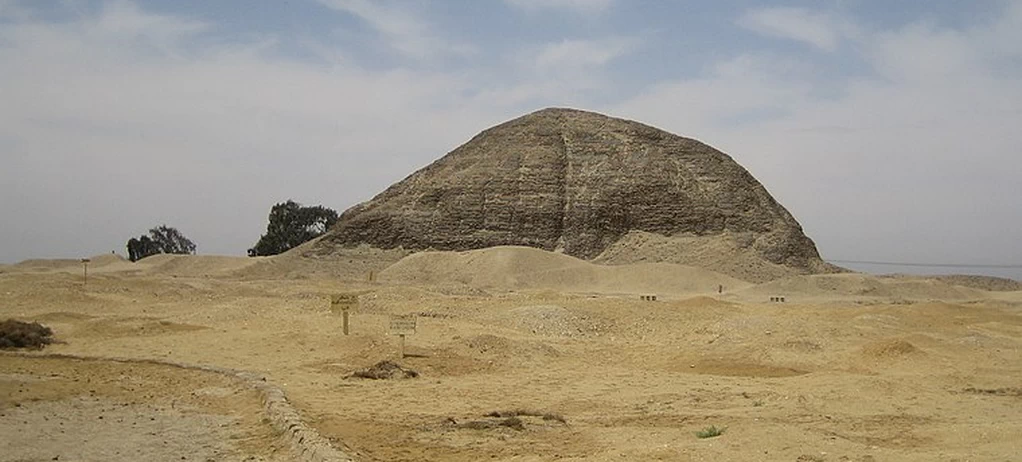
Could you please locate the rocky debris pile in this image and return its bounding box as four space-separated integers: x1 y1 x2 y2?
347 360 419 380
506 305 609 338
448 409 567 431
0 319 54 349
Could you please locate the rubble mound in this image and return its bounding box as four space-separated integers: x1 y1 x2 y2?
0 319 54 349
348 360 419 380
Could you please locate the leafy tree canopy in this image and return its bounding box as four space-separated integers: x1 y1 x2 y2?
126 225 197 262
248 200 339 257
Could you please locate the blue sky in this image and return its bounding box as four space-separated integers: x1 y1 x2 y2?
1 0 1020 279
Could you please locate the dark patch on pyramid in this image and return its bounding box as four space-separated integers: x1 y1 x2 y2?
317 108 824 271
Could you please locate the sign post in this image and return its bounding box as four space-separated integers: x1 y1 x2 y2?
389 315 417 358
330 294 360 335
80 258 91 288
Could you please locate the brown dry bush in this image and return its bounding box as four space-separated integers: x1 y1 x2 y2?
0 319 54 349
457 417 525 431
485 409 567 424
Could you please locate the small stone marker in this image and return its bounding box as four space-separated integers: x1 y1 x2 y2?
390 315 417 358
769 296 786 303
330 293 360 335
640 295 658 302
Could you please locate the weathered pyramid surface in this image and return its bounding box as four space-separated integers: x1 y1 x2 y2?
318 108 825 275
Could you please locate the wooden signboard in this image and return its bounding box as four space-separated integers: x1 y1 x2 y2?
390 315 417 357
389 315 417 334
330 293 359 312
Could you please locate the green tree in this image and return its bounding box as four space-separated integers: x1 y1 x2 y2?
248 200 339 256
126 225 197 262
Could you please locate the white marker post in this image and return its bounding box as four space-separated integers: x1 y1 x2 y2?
389 315 417 358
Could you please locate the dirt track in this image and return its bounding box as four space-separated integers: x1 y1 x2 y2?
2 251 1021 461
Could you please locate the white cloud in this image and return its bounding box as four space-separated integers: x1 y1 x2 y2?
737 7 852 52
614 7 1022 274
531 37 638 71
0 2 510 261
474 36 642 108
505 0 614 14
317 0 475 59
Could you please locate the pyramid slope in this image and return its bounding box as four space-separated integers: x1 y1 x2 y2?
317 108 824 275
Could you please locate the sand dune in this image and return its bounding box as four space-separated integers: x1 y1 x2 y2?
739 272 989 301
593 230 835 283
928 274 1022 292
11 258 84 272
380 245 749 295
233 244 409 281
135 254 260 277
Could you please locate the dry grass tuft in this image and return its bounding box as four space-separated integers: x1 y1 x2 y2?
695 425 726 439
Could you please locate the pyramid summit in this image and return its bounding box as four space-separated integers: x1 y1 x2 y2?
316 107 827 280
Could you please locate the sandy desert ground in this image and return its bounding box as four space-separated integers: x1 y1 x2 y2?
2 248 1021 461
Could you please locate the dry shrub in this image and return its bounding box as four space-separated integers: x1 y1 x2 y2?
0 319 54 349
451 409 568 432
348 360 419 380
963 387 1022 397
695 425 726 439
485 409 567 424
457 417 525 431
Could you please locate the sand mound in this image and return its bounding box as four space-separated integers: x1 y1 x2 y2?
11 258 83 272
136 254 259 277
379 246 747 295
929 275 1022 292
458 334 561 360
500 305 611 338
11 253 258 278
233 243 409 281
741 273 987 301
672 296 738 309
9 254 136 275
861 339 921 358
593 231 838 283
